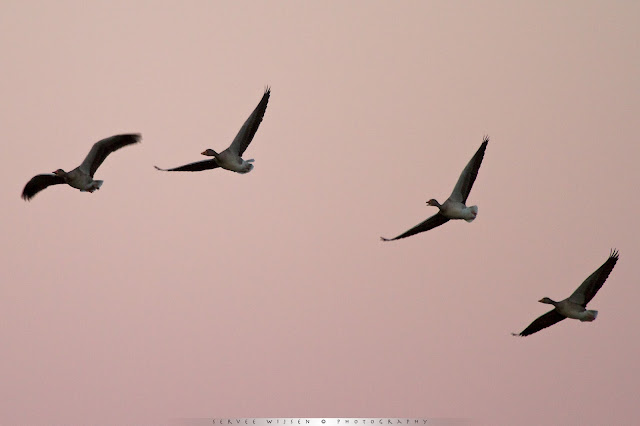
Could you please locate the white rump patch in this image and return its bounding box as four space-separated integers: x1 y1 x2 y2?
580 310 598 322
464 205 478 223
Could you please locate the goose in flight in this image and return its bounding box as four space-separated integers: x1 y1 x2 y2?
21 133 141 201
381 136 488 241
155 87 270 174
513 249 619 337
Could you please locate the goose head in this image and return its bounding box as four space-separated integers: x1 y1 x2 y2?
201 149 219 157
426 199 441 208
538 297 557 305
52 169 67 177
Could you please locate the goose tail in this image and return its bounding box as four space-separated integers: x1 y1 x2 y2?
581 310 598 322
465 205 478 223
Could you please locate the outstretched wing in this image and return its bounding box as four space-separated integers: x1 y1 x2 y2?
21 174 66 200
154 159 220 172
228 87 270 157
449 136 488 204
80 134 141 176
569 249 619 307
513 309 566 337
380 213 449 241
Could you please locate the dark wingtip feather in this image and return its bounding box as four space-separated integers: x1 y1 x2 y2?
21 183 31 200
108 133 142 147
21 181 35 201
123 133 142 144
261 87 271 105
261 87 271 106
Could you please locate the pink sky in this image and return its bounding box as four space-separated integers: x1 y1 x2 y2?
1 1 639 425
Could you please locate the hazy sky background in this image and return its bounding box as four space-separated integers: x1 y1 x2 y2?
1 1 639 425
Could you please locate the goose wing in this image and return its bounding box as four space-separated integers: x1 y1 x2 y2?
21 174 66 200
80 134 141 176
513 309 566 337
449 136 488 204
380 213 449 241
228 88 270 157
568 249 619 307
154 159 220 172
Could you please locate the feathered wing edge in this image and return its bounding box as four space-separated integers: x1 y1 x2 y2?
228 87 271 157
449 136 489 204
154 159 220 172
380 213 449 241
512 309 566 337
21 174 66 200
81 134 141 176
569 249 619 307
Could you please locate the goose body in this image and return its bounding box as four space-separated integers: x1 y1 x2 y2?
381 136 488 241
432 199 479 222
56 169 104 192
513 249 619 337
21 134 140 201
155 87 270 174
201 148 255 174
552 299 598 321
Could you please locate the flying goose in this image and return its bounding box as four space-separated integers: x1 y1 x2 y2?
513 249 619 337
381 136 488 241
155 87 270 174
21 133 141 201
